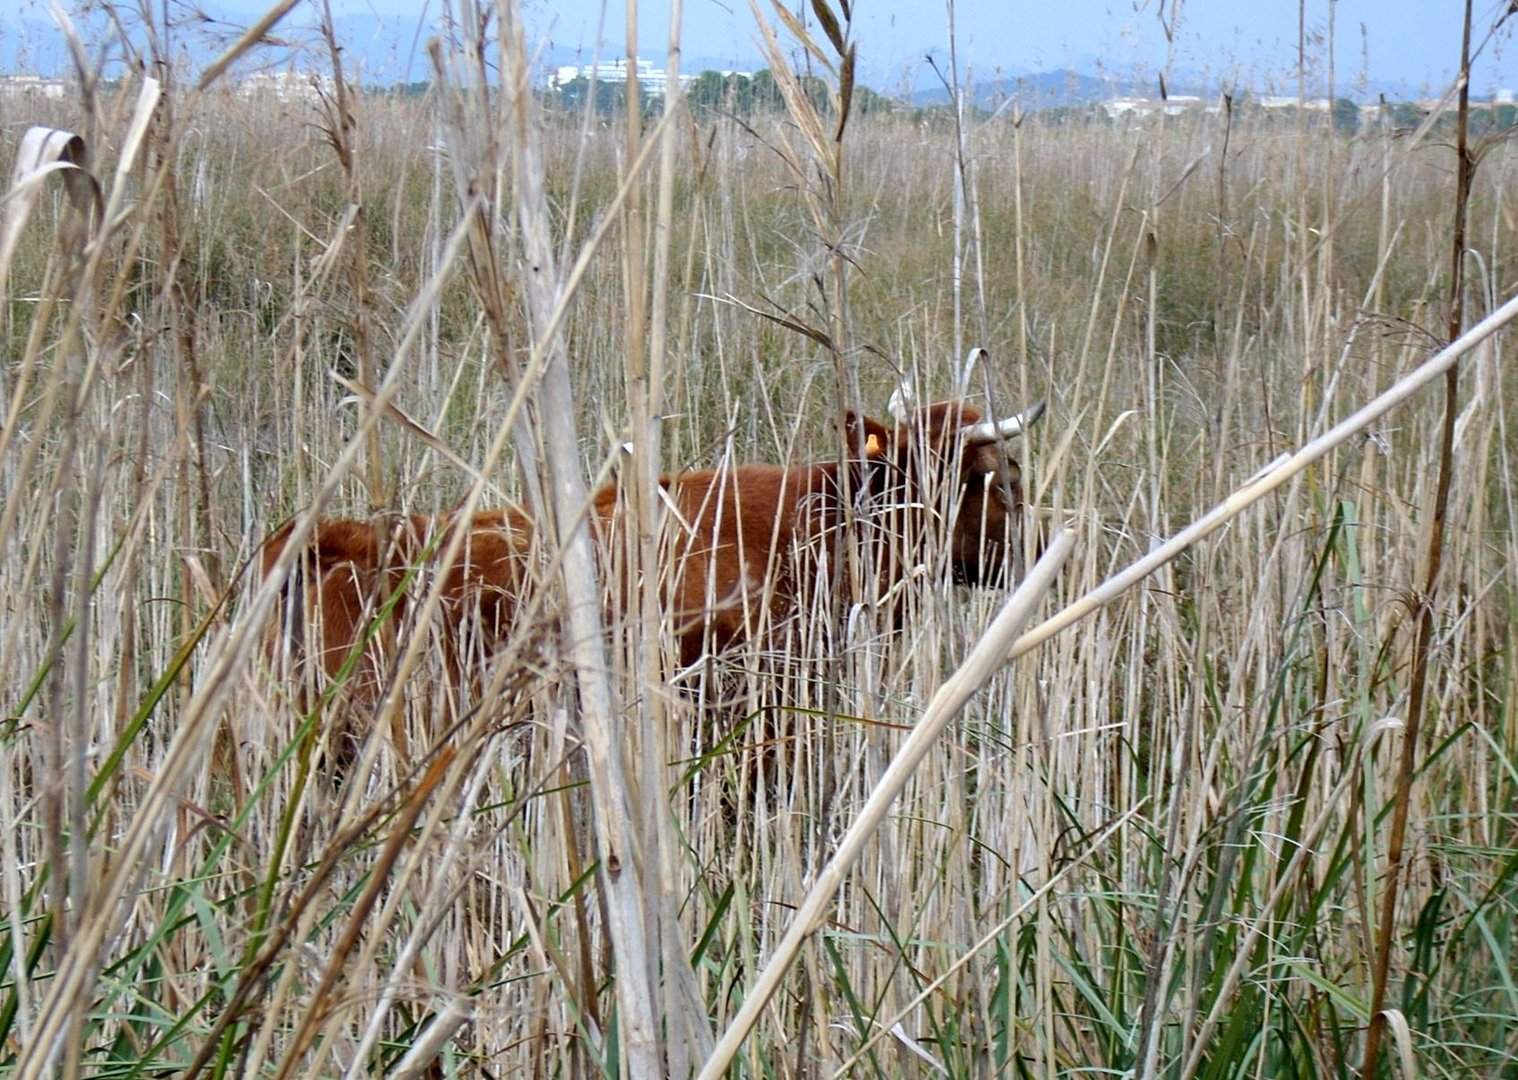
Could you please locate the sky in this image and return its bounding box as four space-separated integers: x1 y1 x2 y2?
0 0 1512 96
515 0 1515 95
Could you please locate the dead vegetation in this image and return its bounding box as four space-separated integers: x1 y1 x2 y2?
2 1 1517 1076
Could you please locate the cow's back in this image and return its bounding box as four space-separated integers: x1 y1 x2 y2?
652 462 839 664
260 514 431 703
430 505 541 670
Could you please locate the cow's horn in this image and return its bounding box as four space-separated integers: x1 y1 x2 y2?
963 399 1045 444
886 381 917 423
955 347 989 395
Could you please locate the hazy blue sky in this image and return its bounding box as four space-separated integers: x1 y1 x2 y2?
512 0 1514 94
0 0 1512 95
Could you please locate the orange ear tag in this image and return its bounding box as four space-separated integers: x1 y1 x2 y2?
865 433 882 455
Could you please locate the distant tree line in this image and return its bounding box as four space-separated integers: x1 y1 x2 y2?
378 75 1517 136
549 67 892 118
1242 96 1518 136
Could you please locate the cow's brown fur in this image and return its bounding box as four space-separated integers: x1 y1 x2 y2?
259 400 1037 708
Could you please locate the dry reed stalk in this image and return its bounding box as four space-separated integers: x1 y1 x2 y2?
496 2 666 1072
3 7 1516 1071
831 799 1147 1076
1362 2 1479 1074
3 80 156 1078
1174 719 1379 1080
616 0 721 1069
699 528 1075 1078
744 0 866 462
1008 288 1518 662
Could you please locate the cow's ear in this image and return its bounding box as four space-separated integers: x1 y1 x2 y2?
844 412 891 458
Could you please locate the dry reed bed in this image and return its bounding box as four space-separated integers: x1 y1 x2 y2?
0 10 1514 1076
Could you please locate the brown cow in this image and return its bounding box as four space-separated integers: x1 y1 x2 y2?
259 398 1043 712
261 506 540 706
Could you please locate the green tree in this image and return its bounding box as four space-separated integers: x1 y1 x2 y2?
689 70 756 115
555 76 647 116
1389 101 1424 129
750 68 783 111
852 84 889 117
1472 102 1517 135
688 70 728 112
1333 96 1360 133
797 72 831 115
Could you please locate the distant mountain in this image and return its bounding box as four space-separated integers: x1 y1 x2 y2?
910 68 1152 110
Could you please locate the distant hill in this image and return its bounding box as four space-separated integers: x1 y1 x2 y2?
910 68 1153 110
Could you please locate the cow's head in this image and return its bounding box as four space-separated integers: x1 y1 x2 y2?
848 397 1045 588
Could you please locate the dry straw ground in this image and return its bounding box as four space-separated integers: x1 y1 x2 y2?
2 1 1517 1077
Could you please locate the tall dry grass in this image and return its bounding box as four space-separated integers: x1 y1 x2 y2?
1 1 1516 1076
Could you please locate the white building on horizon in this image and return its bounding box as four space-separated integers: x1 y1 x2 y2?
0 74 66 99
1102 95 1205 118
237 70 336 103
550 58 699 97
